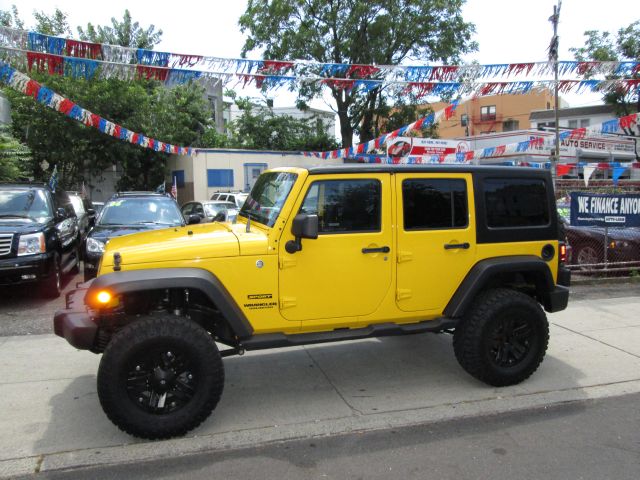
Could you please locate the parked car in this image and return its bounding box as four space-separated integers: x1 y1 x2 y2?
0 183 80 297
558 204 640 270
67 192 96 255
84 192 185 281
209 191 248 209
92 202 105 215
180 200 238 223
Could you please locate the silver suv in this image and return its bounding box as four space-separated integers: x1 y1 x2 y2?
209 192 248 209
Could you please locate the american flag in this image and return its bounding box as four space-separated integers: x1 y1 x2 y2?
171 176 177 200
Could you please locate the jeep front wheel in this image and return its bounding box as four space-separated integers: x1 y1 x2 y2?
453 288 549 387
97 314 224 439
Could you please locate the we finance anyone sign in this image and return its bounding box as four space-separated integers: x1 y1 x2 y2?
570 192 640 227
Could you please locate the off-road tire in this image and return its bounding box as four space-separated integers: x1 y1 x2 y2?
41 252 62 298
453 288 549 387
97 314 224 439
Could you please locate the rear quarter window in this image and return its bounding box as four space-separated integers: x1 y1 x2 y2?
484 178 550 228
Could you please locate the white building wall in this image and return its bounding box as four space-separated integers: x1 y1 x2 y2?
168 149 342 202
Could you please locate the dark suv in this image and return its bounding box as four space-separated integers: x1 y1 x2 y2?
84 192 185 281
0 183 80 297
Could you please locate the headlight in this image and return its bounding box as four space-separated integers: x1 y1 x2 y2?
17 232 46 256
610 240 630 249
87 237 105 253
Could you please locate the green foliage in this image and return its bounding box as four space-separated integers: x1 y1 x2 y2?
6 73 213 191
0 123 31 181
32 8 72 36
217 97 338 151
570 20 640 117
1 8 212 191
0 5 24 29
239 0 476 147
77 10 162 49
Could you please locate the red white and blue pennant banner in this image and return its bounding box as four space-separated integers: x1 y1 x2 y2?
1 26 639 92
0 60 194 156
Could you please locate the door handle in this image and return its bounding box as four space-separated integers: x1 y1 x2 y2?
362 246 390 254
444 242 470 250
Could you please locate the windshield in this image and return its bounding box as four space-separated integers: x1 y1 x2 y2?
0 188 52 221
98 197 184 226
239 172 298 227
69 195 86 215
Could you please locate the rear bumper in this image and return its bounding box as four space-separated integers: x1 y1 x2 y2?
53 285 97 350
542 284 570 313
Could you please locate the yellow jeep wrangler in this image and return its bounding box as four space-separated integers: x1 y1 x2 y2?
54 165 570 439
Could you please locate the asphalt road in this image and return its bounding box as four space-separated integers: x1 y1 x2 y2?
1 271 639 337
23 392 640 480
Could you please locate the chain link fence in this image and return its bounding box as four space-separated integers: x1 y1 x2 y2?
556 180 640 277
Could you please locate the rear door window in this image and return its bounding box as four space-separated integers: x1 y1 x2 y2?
402 179 467 230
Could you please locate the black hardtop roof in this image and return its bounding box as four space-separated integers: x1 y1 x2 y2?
305 164 551 177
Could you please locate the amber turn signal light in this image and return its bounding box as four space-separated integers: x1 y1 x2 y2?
96 291 112 304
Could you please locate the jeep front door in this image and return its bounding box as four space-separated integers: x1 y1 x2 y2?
395 173 476 312
278 174 392 323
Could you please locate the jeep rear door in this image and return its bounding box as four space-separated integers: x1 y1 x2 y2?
278 173 393 323
395 173 477 312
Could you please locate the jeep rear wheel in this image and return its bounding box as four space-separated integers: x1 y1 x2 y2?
453 288 549 387
97 314 224 439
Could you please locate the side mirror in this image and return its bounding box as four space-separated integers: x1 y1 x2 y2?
285 214 318 254
187 214 201 225
56 207 66 219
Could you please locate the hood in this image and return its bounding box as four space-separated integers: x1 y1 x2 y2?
89 224 166 242
0 218 50 234
100 221 270 269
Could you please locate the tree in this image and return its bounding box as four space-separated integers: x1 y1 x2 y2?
32 8 72 36
0 124 31 181
0 4 24 29
239 0 476 147
570 21 640 117
224 97 338 151
77 9 162 49
2 9 212 191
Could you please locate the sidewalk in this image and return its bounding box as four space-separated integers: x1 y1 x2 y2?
1 294 640 477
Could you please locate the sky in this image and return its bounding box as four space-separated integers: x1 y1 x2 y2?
1 0 636 113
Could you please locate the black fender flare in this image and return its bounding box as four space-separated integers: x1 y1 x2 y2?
443 256 558 318
86 268 253 339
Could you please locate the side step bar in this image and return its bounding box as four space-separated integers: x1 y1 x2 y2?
240 317 457 351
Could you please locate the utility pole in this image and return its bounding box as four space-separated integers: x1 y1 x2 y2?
549 1 562 190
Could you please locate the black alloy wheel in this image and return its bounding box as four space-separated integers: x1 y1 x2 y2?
487 315 533 368
126 347 197 414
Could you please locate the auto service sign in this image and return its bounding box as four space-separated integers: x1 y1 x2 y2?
570 192 640 227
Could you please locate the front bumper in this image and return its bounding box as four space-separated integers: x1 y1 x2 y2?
0 252 54 286
53 285 98 350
